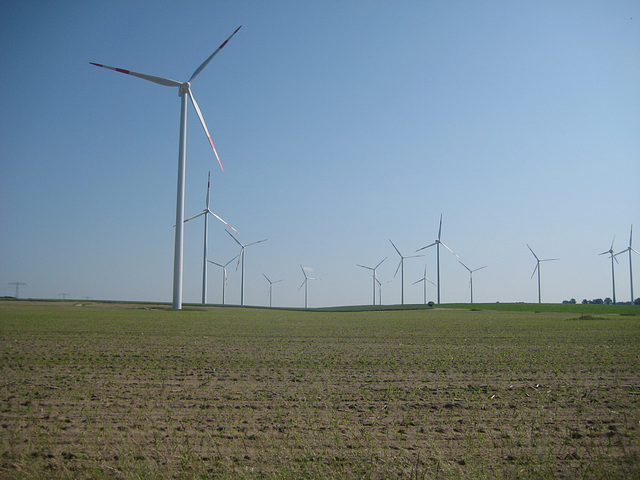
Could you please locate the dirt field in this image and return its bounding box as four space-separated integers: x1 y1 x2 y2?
1 301 639 478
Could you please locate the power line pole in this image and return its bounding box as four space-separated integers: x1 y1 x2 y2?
8 282 27 298
58 293 70 300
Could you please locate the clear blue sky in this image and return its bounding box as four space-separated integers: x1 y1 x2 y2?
1 1 638 307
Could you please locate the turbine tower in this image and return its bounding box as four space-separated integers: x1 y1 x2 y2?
299 265 319 309
390 239 424 305
357 257 386 305
226 231 267 306
615 225 639 303
207 255 237 305
262 274 283 308
91 26 242 310
459 262 487 304
416 214 459 304
527 244 559 304
184 172 238 304
600 238 618 304
412 266 436 305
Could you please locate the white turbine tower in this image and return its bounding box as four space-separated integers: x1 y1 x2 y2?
416 214 459 304
207 255 237 305
615 225 639 303
412 266 436 305
390 240 424 305
91 26 242 310
527 244 559 304
262 274 283 308
459 261 487 304
226 231 267 306
299 265 319 309
184 172 239 304
600 238 618 304
357 257 386 305
376 278 393 306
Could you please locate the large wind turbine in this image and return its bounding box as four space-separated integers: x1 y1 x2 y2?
459 262 487 304
226 231 267 306
184 172 239 304
357 257 386 305
207 255 237 305
600 238 618 304
91 26 242 310
262 274 283 308
615 225 639 303
299 265 319 309
412 266 436 305
416 214 459 304
390 240 424 305
527 244 559 304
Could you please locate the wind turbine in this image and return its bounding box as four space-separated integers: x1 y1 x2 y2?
207 255 237 305
262 274 283 308
91 26 242 310
416 214 460 304
184 171 239 304
390 239 424 305
299 265 319 309
527 244 559 304
357 257 386 305
459 261 487 304
376 278 393 306
600 238 618 304
615 225 639 303
226 231 267 306
412 266 436 305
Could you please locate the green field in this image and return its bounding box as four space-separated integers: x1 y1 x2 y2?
1 300 639 479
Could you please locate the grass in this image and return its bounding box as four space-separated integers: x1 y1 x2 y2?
1 299 639 479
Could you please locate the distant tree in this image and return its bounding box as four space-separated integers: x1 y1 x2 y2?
569 298 576 304
592 298 604 305
635 298 640 306
582 299 589 304
604 297 612 305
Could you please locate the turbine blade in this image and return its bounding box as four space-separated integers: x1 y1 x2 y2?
235 248 244 270
205 171 211 208
299 279 307 290
183 210 206 223
530 263 538 280
187 89 223 171
393 259 402 279
459 261 471 272
246 239 267 247
527 244 539 261
225 254 239 267
389 239 402 256
207 210 239 233
262 273 271 283
375 257 387 269
412 278 424 285
630 225 633 248
226 230 243 247
89 62 183 87
437 214 443 241
357 264 373 271
207 260 224 268
416 242 437 252
188 26 242 83
474 266 488 272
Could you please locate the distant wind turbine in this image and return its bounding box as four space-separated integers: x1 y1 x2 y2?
299 265 319 309
600 238 618 304
262 274 283 308
184 172 239 304
412 266 436 305
91 26 242 310
376 277 392 306
390 239 424 305
527 244 559 304
416 214 460 304
226 231 267 306
357 257 386 305
459 262 487 304
207 255 238 305
615 225 639 303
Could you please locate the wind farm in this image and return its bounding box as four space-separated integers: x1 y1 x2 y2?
2 6 639 479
